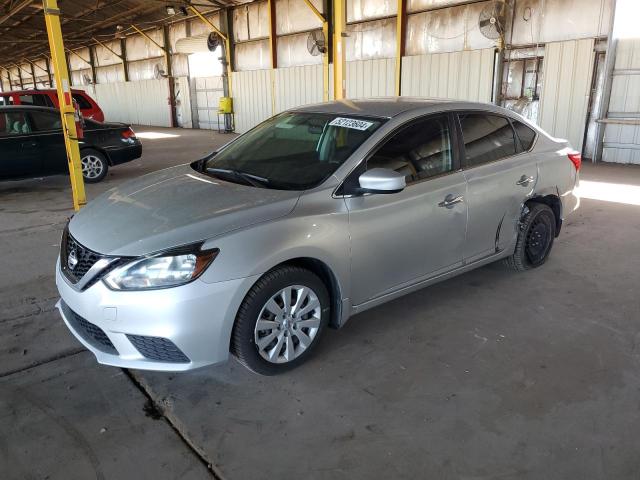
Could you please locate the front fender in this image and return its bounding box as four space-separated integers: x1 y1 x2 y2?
198 190 352 305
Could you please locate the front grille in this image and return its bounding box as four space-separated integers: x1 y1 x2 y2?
60 301 118 355
61 226 105 284
127 335 190 363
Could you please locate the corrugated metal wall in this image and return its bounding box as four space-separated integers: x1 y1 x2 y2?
602 38 640 164
231 69 273 133
274 64 324 113
400 49 494 101
232 64 328 133
345 58 395 98
538 39 595 151
79 79 172 127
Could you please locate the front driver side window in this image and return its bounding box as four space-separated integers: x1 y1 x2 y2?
366 115 453 185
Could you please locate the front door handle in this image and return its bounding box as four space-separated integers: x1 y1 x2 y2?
516 175 535 186
438 194 464 208
21 141 38 149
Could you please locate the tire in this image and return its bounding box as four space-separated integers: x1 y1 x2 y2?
504 203 556 271
81 149 108 183
231 266 330 375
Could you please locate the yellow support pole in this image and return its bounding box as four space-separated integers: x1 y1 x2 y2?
302 0 329 101
267 0 277 115
332 0 346 100
395 0 406 96
322 21 329 101
42 0 86 211
188 6 233 99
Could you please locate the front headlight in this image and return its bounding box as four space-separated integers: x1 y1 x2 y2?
104 247 218 291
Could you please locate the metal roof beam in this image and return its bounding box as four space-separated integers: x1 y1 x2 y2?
0 0 37 26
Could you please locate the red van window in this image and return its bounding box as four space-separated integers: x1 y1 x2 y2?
72 93 92 110
19 94 54 107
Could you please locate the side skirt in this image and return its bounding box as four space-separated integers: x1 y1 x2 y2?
349 249 513 317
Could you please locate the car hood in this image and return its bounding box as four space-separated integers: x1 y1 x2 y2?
69 164 301 256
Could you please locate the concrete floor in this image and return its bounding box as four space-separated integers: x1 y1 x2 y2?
1 126 639 479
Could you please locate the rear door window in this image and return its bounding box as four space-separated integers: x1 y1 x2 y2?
18 94 54 107
29 110 62 132
513 121 537 152
458 113 518 168
0 95 14 105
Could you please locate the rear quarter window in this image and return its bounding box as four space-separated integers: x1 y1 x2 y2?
72 93 92 110
513 121 537 152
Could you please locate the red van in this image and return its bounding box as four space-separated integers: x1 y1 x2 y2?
0 89 105 122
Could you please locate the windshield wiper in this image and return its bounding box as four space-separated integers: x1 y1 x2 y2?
205 168 270 188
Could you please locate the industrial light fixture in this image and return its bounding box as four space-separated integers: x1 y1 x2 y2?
114 25 126 39
166 5 176 15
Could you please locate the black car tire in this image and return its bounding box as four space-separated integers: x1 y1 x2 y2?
81 149 109 183
231 266 330 375
504 202 556 271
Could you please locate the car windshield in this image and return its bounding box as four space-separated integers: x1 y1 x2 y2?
202 112 384 190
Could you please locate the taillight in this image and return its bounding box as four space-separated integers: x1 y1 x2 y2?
568 152 581 171
121 127 136 139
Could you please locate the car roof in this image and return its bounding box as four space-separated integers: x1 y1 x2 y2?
290 97 510 118
1 89 84 95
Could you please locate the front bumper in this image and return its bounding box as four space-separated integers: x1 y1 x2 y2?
56 258 257 371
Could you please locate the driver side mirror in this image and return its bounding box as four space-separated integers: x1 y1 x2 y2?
358 168 406 194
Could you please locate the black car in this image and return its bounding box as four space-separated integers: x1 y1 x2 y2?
0 105 142 183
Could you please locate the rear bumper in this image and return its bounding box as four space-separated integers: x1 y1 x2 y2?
562 174 581 219
105 142 142 166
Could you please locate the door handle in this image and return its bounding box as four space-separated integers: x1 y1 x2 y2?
516 175 535 186
438 194 464 208
21 141 38 149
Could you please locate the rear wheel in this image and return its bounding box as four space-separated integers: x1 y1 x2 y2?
231 266 329 375
81 149 108 183
505 203 556 271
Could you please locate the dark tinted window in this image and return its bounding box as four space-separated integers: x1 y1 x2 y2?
513 121 537 152
367 115 453 185
459 113 517 167
19 94 54 107
30 110 62 131
72 93 92 109
0 112 31 136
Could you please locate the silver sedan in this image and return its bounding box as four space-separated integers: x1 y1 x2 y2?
55 99 580 375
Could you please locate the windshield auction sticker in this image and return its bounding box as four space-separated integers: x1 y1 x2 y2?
329 117 374 131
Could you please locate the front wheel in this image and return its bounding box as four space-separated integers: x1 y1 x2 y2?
231 266 329 375
81 149 108 183
505 203 556 271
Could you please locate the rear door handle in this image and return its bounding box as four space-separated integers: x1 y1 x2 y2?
21 141 38 149
438 194 464 208
516 175 535 186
